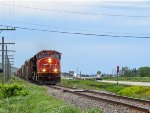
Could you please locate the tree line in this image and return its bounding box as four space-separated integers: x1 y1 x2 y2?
120 66 150 77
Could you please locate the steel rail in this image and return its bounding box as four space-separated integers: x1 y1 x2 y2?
86 90 150 104
50 85 150 113
56 84 150 104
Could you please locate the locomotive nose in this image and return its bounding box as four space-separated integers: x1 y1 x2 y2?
37 57 59 73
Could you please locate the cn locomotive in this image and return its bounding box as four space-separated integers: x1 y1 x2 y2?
17 50 62 84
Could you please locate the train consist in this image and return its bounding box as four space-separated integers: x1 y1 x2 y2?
17 50 62 84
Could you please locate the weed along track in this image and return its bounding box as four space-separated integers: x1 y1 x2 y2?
48 85 150 113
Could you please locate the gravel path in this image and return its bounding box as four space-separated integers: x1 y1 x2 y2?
47 87 141 113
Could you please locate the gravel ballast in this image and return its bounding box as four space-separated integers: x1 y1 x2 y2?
47 87 141 113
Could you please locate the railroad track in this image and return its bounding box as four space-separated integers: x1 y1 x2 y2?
49 85 150 113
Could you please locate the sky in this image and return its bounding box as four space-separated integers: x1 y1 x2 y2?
0 0 150 75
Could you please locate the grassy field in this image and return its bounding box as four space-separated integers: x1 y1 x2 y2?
60 79 150 100
103 77 150 82
0 77 102 113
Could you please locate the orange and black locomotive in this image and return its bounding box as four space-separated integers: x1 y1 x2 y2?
17 50 62 84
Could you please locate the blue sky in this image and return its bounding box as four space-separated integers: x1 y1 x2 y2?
0 0 150 74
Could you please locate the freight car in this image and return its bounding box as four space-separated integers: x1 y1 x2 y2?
17 50 62 84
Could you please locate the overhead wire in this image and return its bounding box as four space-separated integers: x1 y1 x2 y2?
1 18 150 36
0 24 150 38
0 2 150 38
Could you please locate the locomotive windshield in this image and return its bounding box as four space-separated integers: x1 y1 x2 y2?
38 53 60 59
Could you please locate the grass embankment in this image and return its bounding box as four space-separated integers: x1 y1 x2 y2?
103 77 150 82
60 79 150 100
0 77 102 113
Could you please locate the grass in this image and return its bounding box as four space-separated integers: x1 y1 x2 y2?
103 77 150 82
60 79 150 100
0 77 103 113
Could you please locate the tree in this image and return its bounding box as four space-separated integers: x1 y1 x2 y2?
121 67 139 77
121 67 131 77
138 67 150 77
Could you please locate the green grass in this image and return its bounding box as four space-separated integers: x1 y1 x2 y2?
60 79 150 100
103 77 150 82
0 77 103 113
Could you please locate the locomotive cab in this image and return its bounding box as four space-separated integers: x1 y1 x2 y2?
36 50 61 84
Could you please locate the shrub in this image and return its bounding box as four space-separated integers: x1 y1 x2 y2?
0 83 29 98
0 83 3 98
117 86 150 96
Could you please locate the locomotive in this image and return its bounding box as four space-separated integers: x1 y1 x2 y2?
17 50 62 84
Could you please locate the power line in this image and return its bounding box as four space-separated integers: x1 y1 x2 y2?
0 3 150 18
1 18 149 36
0 24 150 38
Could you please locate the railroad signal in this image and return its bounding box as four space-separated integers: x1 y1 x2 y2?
117 66 119 85
117 66 119 73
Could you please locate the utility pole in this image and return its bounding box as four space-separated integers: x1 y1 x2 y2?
8 58 12 81
2 37 4 84
1 37 15 84
5 45 11 81
5 45 7 82
9 64 11 79
0 27 16 84
5 59 14 81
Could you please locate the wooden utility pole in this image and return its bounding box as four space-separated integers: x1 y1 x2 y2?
0 27 15 84
1 37 15 84
2 37 4 84
5 45 12 81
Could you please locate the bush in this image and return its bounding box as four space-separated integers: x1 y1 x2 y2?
117 86 150 96
106 85 126 93
0 83 29 98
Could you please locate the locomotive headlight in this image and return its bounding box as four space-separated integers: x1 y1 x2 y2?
42 69 46 72
54 68 58 72
48 58 52 63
